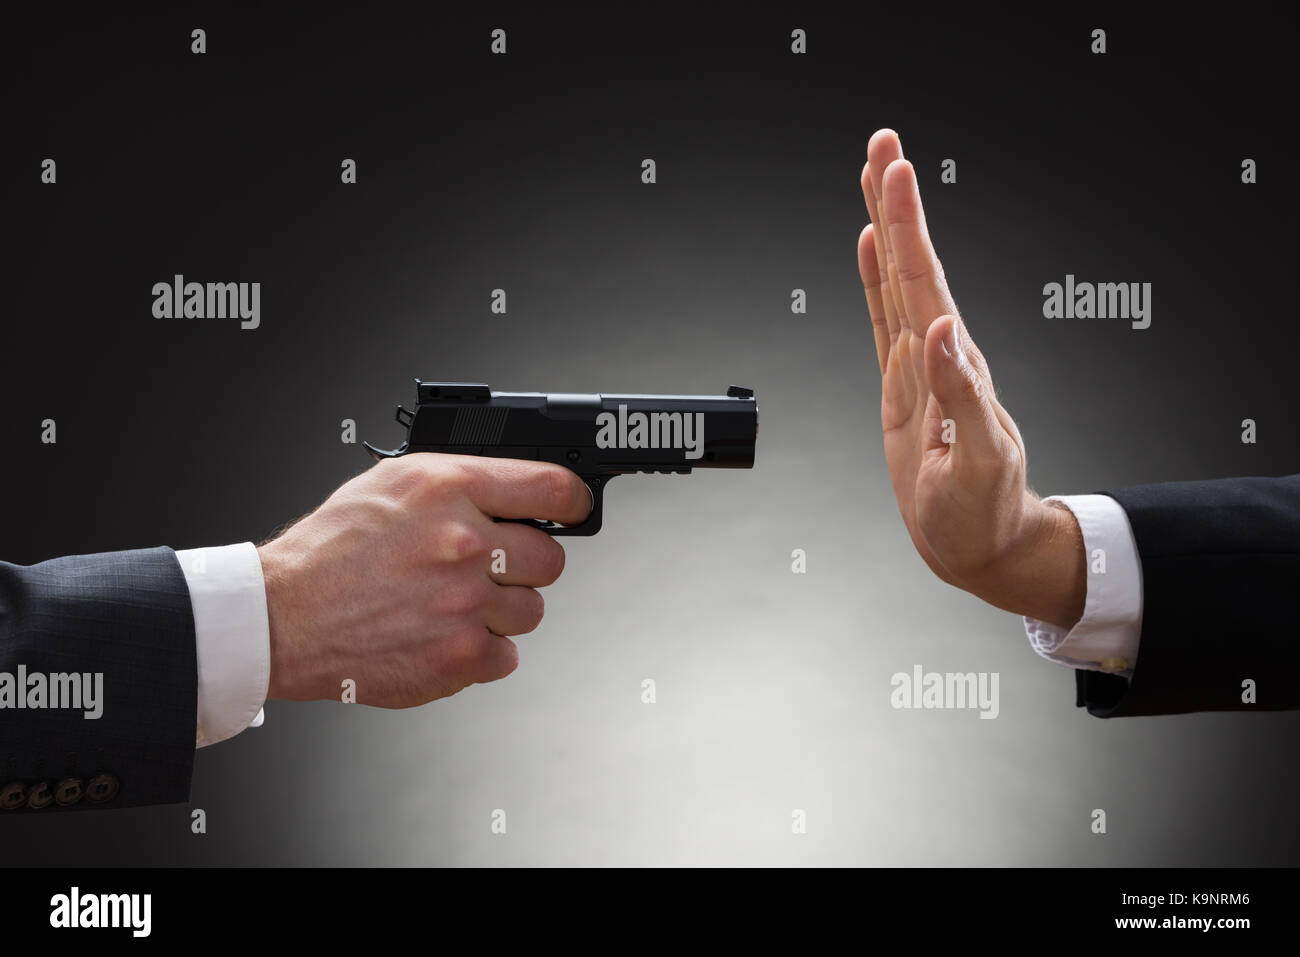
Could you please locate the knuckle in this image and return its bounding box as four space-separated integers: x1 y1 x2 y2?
520 589 545 633
537 540 566 585
387 457 468 507
896 260 934 284
994 435 1025 476
452 631 490 671
428 629 487 676
543 466 571 508
435 520 490 565
435 579 488 618
539 465 579 513
430 464 472 502
493 640 520 679
381 458 429 504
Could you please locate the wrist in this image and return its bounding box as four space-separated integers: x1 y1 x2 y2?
1013 497 1087 628
968 495 1086 629
259 542 305 701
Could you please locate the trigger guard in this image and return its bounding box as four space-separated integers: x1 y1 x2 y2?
497 475 605 536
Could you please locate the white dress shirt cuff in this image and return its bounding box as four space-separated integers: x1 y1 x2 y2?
1022 494 1143 679
176 543 270 748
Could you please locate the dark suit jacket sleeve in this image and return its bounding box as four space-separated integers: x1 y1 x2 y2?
0 547 196 811
1075 474 1300 717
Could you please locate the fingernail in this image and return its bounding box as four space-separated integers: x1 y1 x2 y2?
943 320 959 360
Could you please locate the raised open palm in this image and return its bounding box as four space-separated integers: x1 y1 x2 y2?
857 130 1042 601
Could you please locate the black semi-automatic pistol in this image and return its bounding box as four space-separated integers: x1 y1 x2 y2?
365 380 757 535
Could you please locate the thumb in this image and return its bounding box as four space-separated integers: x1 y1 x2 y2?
923 315 1003 458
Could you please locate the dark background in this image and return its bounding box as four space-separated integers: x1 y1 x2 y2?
3 3 1298 865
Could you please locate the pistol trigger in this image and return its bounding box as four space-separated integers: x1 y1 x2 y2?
496 517 557 532
395 405 414 428
541 475 604 536
494 478 605 537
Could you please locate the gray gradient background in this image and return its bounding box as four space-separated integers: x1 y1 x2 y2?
4 6 1298 865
